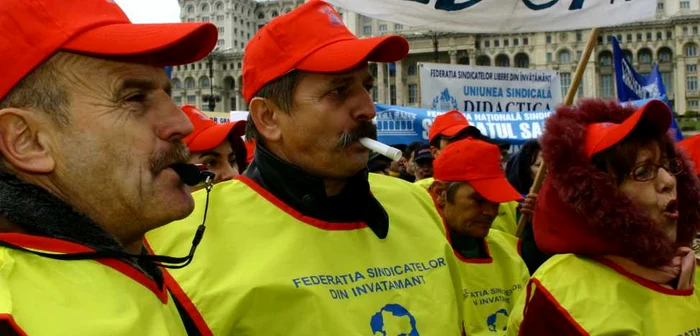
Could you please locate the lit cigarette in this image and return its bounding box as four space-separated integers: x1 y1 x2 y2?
359 138 403 162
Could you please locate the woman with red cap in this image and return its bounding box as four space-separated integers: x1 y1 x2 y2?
507 99 700 335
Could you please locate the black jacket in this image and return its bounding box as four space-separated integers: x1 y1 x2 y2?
244 144 389 238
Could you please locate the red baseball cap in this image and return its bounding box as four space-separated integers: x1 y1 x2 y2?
242 0 409 103
428 110 482 144
182 105 246 152
433 138 522 203
1 0 217 100
585 99 671 157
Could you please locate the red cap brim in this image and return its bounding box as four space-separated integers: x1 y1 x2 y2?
471 178 523 203
586 99 671 157
296 35 408 73
187 120 246 152
63 22 217 66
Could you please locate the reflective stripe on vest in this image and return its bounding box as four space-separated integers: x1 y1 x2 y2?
0 233 187 336
508 254 700 335
455 230 529 336
147 173 465 335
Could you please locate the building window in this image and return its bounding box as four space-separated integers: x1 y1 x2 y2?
395 24 403 30
174 96 182 104
187 18 195 22
560 72 572 97
185 77 195 89
686 44 697 57
218 27 224 33
257 12 265 19
659 48 672 62
683 26 688 35
363 26 372 35
186 5 195 14
408 84 418 104
687 64 697 72
600 74 613 98
687 75 698 91
576 50 582 61
639 49 652 64
662 72 673 92
371 86 378 102
558 49 570 64
515 53 529 68
546 35 552 44
626 34 632 42
223 64 227 70
216 2 224 11
379 24 387 32
271 10 279 18
187 95 196 104
523 37 529 45
202 16 210 22
657 32 663 40
577 78 584 97
217 15 224 22
201 3 209 12
407 64 417 76
681 0 690 9
390 85 396 105
546 52 552 63
689 100 699 109
694 27 699 35
577 32 583 42
617 34 622 41
600 53 612 66
657 1 664 9
637 33 643 41
217 39 225 47
504 39 509 47
646 32 652 40
172 78 182 89
667 31 673 39
199 77 210 89
495 54 510 67
494 40 500 47
514 39 519 46
485 40 490 48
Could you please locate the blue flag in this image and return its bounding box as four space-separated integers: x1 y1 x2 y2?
612 37 683 141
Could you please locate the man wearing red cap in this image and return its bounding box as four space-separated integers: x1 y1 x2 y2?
430 138 529 336
181 105 247 187
146 1 465 334
419 110 521 236
0 0 217 334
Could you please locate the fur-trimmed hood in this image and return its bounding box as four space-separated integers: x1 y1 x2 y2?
533 99 700 268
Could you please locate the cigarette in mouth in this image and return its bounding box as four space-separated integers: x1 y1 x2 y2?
359 138 403 162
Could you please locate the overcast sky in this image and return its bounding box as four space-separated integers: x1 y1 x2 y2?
114 0 181 23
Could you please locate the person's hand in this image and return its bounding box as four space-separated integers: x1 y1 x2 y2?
520 193 537 216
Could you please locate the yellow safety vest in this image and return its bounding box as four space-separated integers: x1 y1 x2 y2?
507 254 700 335
414 177 519 235
0 233 187 336
454 229 529 336
147 173 464 335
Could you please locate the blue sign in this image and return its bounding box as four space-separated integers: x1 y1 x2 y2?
375 99 682 146
613 37 682 141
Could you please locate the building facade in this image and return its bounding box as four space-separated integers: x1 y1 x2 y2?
171 0 700 114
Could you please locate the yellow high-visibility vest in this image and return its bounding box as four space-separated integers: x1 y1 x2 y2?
454 229 529 336
147 173 465 335
0 233 187 336
507 254 700 335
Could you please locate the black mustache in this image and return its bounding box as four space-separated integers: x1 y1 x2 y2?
336 122 377 149
150 142 190 174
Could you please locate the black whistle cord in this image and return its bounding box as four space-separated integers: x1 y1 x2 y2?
0 165 215 270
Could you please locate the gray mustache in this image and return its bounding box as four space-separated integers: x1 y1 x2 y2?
150 142 190 174
336 122 377 149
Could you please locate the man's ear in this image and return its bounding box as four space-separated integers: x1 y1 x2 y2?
429 181 447 208
248 97 282 143
0 108 56 174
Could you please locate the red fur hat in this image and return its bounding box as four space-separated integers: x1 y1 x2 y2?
533 99 700 268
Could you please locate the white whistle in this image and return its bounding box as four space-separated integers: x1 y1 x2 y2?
359 138 403 162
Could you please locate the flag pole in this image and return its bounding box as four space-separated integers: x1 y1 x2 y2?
515 27 601 237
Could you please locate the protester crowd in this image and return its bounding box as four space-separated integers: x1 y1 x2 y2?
1 0 699 335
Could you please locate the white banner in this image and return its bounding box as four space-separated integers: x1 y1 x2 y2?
327 0 655 33
419 63 562 113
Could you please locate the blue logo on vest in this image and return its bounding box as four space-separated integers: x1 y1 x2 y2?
370 303 420 336
431 88 459 110
487 309 509 332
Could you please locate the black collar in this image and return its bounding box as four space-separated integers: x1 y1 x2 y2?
450 228 489 259
244 144 389 238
